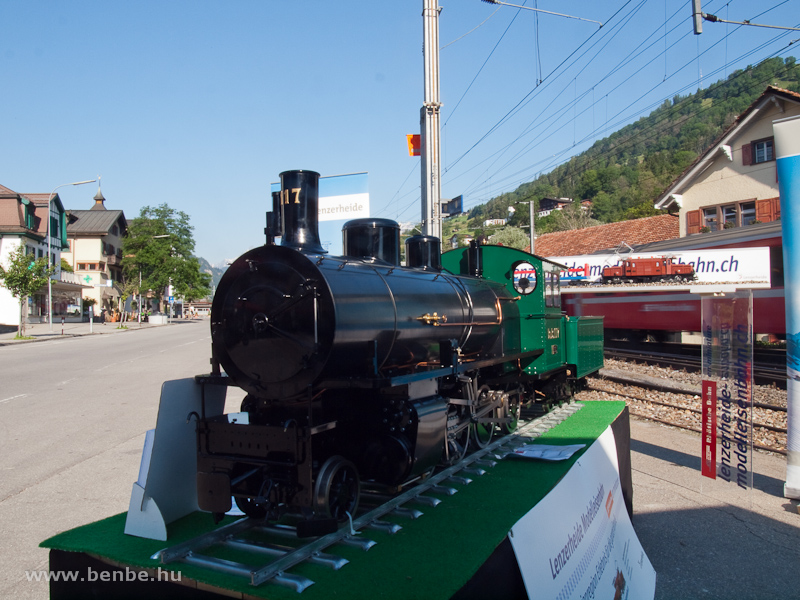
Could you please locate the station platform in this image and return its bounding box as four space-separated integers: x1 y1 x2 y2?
627 417 800 600
41 401 632 600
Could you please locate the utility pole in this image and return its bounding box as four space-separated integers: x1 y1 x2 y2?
421 0 442 240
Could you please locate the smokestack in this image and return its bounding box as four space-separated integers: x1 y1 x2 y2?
278 169 325 254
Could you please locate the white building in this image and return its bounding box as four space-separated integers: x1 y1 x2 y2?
62 188 128 316
0 184 86 325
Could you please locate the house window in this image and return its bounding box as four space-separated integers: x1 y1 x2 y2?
753 139 774 163
703 207 718 230
721 205 736 227
88 264 96 271
78 263 86 270
741 202 756 226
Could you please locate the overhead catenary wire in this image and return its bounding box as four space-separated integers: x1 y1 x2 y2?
448 2 795 211
384 0 796 225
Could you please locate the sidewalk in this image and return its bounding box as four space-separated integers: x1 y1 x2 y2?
629 417 800 599
0 318 201 345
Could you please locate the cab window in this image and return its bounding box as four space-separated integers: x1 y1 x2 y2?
545 272 561 308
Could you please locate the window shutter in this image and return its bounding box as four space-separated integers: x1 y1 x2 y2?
686 210 701 234
773 197 781 220
742 143 752 166
755 198 774 222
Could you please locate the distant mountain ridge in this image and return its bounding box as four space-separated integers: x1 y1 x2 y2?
198 257 227 293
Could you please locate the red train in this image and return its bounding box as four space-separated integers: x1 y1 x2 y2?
601 256 696 284
563 221 784 341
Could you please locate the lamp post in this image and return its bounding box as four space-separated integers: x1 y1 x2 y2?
508 201 536 255
47 179 95 331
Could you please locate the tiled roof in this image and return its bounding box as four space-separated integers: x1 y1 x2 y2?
0 198 25 229
0 184 18 196
532 214 680 257
66 209 127 235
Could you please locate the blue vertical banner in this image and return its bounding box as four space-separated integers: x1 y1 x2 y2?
774 115 800 499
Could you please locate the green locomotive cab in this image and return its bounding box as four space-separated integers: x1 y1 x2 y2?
441 243 603 404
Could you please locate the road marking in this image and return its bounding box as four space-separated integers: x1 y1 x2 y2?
0 394 28 404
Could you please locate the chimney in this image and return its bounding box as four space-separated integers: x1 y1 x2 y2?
278 170 325 254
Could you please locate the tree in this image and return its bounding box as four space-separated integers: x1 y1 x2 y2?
550 203 600 232
121 204 211 312
490 226 530 250
0 245 56 337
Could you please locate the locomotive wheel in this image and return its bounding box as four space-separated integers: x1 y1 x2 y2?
472 419 494 448
502 394 521 434
444 407 470 465
446 429 470 464
313 456 360 522
235 495 267 520
471 391 495 449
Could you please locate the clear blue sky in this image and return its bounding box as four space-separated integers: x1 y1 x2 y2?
2 1 797 265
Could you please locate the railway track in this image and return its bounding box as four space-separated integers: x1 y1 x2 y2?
604 341 787 388
154 403 584 592
579 367 788 455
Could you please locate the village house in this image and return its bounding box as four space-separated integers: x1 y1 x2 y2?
61 187 128 317
654 85 800 234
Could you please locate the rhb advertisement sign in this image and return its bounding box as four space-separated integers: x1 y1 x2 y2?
550 247 770 286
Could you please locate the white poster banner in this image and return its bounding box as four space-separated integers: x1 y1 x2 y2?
509 427 656 600
550 247 770 286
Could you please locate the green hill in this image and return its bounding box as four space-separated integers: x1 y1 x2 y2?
464 56 799 238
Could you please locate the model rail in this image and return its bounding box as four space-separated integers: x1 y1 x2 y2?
155 403 584 592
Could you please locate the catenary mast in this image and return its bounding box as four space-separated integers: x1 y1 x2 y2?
421 0 443 240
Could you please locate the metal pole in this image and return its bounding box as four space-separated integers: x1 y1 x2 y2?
138 270 142 326
529 200 535 255
420 0 442 240
46 180 95 331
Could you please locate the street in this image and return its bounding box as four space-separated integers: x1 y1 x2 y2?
0 321 244 600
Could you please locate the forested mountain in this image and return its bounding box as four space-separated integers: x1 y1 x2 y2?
468 56 799 235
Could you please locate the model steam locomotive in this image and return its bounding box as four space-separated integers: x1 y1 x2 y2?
195 170 603 534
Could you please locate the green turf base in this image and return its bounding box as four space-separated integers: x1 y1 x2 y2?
42 401 626 599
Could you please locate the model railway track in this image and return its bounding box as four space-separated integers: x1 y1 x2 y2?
604 342 786 388
583 378 787 455
155 403 584 592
